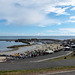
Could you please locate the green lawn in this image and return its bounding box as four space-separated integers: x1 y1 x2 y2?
0 66 75 75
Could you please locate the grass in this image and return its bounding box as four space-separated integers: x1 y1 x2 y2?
49 52 75 61
0 66 75 75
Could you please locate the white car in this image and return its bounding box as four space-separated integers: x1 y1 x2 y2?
45 50 54 54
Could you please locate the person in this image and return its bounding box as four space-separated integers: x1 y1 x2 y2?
64 57 67 59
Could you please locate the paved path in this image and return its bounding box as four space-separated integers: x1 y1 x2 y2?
10 50 70 63
0 51 75 71
48 70 75 75
30 51 72 62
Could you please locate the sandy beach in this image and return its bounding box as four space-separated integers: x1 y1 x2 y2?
0 43 63 55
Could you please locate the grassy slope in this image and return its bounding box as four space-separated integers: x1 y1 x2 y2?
0 66 75 75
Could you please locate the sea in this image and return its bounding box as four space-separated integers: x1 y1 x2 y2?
0 36 75 52
0 36 75 40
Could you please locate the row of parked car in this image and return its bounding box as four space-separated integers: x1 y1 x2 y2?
5 48 63 61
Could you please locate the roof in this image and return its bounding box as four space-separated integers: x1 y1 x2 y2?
45 50 53 53
65 47 70 48
71 45 75 46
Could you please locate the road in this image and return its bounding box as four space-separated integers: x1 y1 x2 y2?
0 51 75 71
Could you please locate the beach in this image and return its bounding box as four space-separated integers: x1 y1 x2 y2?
0 43 63 55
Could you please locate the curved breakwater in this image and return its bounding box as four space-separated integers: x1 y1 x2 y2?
0 45 42 55
0 41 27 52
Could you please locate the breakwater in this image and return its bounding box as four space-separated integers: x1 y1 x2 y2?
15 39 61 44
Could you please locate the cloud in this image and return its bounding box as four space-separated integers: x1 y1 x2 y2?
1 28 75 36
47 30 56 32
0 0 75 26
58 28 75 36
70 16 75 19
45 28 75 36
67 16 75 23
59 28 75 33
0 32 35 36
46 29 62 32
68 20 75 23
71 7 75 11
44 6 69 15
38 18 61 27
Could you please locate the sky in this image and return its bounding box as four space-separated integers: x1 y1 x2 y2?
0 0 75 36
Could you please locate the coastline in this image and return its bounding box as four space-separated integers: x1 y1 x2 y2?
0 43 63 55
0 44 43 55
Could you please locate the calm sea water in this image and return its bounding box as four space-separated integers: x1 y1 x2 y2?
0 41 26 52
0 36 75 52
0 36 75 40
